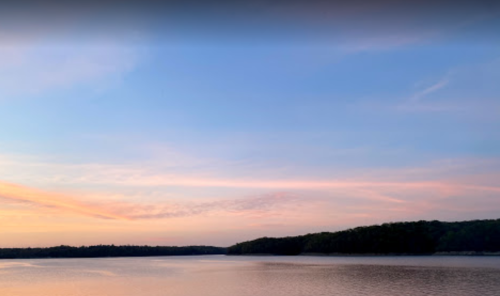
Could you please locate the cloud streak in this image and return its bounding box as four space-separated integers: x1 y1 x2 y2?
0 180 304 221
1 173 499 222
0 39 141 98
1 153 499 228
2 153 498 193
410 78 449 102
0 181 130 220
116 192 300 220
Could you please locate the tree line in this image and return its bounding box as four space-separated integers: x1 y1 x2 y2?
227 219 500 255
0 245 226 259
3 219 498 258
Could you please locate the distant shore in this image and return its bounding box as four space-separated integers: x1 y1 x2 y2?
227 219 500 256
0 245 227 259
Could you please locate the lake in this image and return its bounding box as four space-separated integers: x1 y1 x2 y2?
0 255 499 296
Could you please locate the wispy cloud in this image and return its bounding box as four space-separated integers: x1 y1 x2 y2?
410 78 449 102
0 181 130 220
0 44 140 98
117 192 300 220
0 4 146 98
1 151 499 230
394 57 500 113
0 179 303 221
2 152 500 191
1 160 499 222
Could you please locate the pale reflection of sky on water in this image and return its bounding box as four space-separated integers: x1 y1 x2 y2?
0 255 499 296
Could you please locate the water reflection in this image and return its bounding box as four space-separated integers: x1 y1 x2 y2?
0 256 499 296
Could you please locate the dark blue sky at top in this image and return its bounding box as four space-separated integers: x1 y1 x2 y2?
0 0 499 170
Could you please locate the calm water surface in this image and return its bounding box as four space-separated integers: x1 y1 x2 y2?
1 255 499 296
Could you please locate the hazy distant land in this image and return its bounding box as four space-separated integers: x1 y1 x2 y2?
2 219 499 259
0 245 226 259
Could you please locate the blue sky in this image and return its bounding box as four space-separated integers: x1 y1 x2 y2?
0 1 499 247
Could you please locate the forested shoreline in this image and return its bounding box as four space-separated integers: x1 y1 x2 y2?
0 245 226 259
227 219 500 255
3 219 499 259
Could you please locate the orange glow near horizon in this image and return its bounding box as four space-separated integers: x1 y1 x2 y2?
1 169 499 248
0 181 131 221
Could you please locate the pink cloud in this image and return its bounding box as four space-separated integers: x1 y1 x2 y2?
0 181 131 220
0 180 304 221
1 154 499 234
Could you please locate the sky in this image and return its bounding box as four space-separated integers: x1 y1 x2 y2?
0 0 499 247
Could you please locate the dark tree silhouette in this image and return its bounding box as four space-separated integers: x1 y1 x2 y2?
227 219 500 255
0 245 227 259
